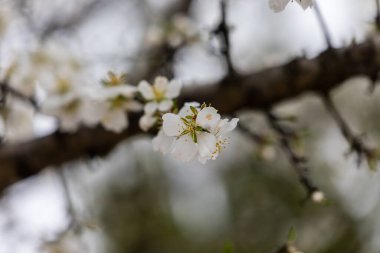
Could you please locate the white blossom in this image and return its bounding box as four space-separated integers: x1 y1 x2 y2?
86 72 142 133
138 76 181 131
144 14 198 48
41 88 85 132
154 103 238 164
269 0 313 12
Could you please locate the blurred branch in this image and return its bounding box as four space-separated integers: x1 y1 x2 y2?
2 27 380 192
265 111 318 199
0 81 38 109
212 0 237 77
321 93 378 169
314 1 332 48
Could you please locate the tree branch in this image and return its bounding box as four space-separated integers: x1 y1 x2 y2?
265 112 318 199
212 0 237 77
1 33 380 192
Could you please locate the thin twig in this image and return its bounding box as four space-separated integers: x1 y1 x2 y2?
322 94 375 167
238 124 267 143
48 169 80 243
265 111 318 199
212 0 236 76
313 1 333 49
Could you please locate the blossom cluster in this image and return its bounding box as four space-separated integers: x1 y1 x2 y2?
42 74 238 164
154 102 238 164
1 50 238 164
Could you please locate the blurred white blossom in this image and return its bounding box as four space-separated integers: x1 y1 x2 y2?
138 76 181 131
145 14 199 48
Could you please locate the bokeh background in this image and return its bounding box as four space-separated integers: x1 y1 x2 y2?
0 0 380 252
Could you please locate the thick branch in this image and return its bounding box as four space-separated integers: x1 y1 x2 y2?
1 34 380 192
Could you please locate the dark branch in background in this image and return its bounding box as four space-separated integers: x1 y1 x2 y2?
57 169 80 233
265 112 319 199
212 0 237 77
0 81 38 109
43 169 81 248
313 1 333 49
321 94 378 168
2 28 380 192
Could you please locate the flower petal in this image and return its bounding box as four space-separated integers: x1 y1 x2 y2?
125 101 143 112
162 113 184 137
196 107 220 131
153 76 169 93
171 135 198 162
269 0 290 12
218 118 239 136
139 114 156 132
295 0 313 9
99 85 136 99
165 80 182 99
81 99 107 126
197 132 217 158
152 130 174 154
158 99 173 112
144 102 158 114
101 109 128 133
138 80 154 100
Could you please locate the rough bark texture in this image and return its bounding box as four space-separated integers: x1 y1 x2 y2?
1 33 380 193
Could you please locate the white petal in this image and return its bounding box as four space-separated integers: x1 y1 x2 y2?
178 102 200 117
162 113 184 137
81 99 107 126
217 118 239 136
144 102 158 114
101 109 128 133
295 0 313 9
196 107 220 131
99 85 136 99
158 100 173 112
125 101 143 112
153 76 169 93
198 156 209 164
60 114 80 132
269 0 290 12
152 130 174 154
139 114 156 132
138 80 154 100
197 132 217 158
171 135 198 162
165 80 182 99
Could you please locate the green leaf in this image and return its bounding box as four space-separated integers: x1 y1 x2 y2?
200 102 207 110
181 117 190 125
185 115 193 119
179 130 190 137
287 226 297 243
190 106 198 115
191 131 197 143
195 126 204 132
